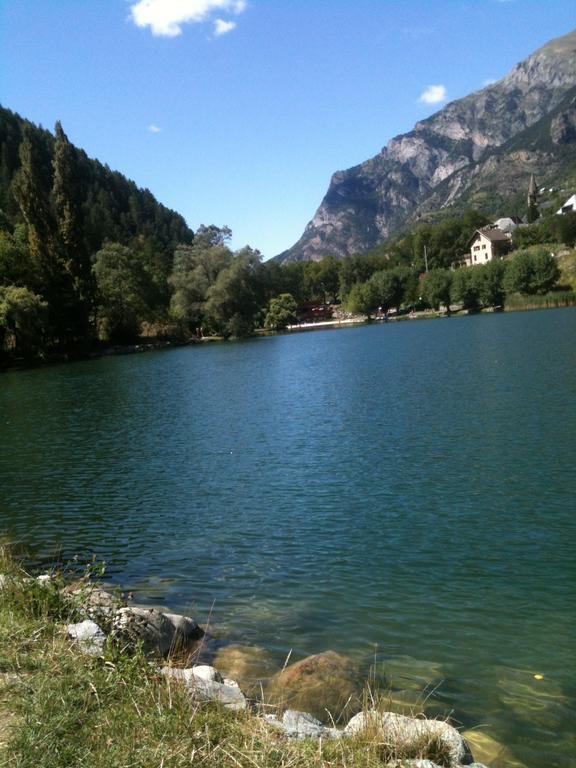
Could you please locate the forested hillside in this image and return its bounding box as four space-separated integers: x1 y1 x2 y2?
0 106 193 357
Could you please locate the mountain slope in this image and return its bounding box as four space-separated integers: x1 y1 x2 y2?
277 29 576 262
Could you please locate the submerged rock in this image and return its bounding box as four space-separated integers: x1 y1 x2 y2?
213 645 279 697
265 650 362 722
111 607 203 657
376 655 445 693
463 729 522 768
67 620 106 655
162 665 247 710
344 711 472 768
376 688 432 717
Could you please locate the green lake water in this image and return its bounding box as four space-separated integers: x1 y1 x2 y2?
1 308 575 766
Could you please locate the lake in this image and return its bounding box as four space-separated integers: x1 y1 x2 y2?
1 308 575 767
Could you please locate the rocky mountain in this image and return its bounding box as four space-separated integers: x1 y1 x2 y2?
277 29 576 263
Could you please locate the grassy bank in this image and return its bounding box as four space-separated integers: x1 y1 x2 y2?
504 290 576 311
0 552 469 768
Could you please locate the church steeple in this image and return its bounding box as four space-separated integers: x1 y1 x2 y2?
527 173 538 207
527 174 539 223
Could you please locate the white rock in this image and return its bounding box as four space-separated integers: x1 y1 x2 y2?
0 574 8 590
67 620 106 655
161 666 246 710
186 676 247 711
262 711 341 739
344 711 470 767
190 665 222 683
282 710 340 739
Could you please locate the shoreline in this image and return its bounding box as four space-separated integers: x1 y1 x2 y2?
2 302 575 373
0 556 498 767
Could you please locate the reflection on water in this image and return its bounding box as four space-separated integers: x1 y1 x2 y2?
1 308 576 767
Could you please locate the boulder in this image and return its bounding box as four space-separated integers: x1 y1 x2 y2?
344 711 472 768
111 607 203 657
162 665 247 710
213 645 279 697
263 710 341 739
67 620 106 656
65 585 123 628
265 651 362 722
164 613 204 645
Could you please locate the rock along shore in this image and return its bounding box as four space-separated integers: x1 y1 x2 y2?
0 570 494 768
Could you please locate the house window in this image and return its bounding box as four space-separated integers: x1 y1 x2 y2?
482 244 486 249
474 254 477 262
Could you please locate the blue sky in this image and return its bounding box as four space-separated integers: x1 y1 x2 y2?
1 1 575 258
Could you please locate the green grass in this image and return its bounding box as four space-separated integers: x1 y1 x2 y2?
557 249 576 291
504 290 576 311
0 549 459 768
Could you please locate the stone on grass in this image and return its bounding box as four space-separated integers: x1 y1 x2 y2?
344 711 472 768
112 607 203 658
0 575 8 591
265 651 362 722
268 710 341 739
67 620 106 655
66 585 123 628
162 665 247 711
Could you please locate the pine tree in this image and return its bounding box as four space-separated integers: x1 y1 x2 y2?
12 125 55 284
52 121 92 337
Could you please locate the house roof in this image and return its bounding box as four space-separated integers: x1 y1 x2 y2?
556 194 576 214
467 228 510 247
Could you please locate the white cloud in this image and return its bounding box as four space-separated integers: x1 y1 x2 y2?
214 18 236 36
418 84 447 105
130 0 246 38
148 124 162 133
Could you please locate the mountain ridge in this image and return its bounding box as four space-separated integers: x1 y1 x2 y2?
276 28 576 262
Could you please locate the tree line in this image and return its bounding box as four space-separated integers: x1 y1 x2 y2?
0 106 573 362
345 247 562 318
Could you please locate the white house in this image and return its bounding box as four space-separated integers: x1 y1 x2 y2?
466 228 511 265
556 194 576 215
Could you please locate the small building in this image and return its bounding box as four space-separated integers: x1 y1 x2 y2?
556 194 576 215
467 228 511 265
296 301 333 323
